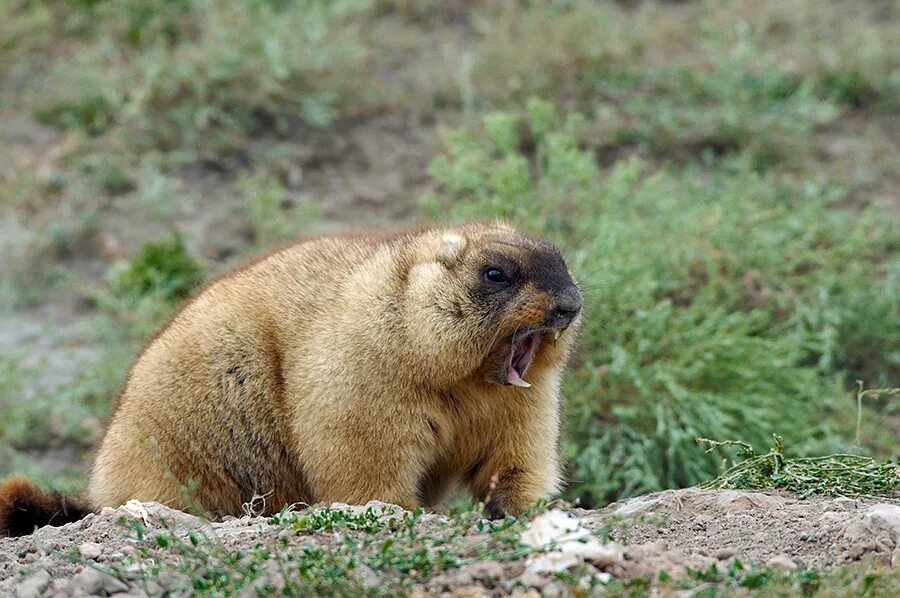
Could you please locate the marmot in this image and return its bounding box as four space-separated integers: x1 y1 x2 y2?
1 222 582 536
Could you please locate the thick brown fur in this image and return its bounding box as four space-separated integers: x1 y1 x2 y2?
3 222 582 532
0 478 90 537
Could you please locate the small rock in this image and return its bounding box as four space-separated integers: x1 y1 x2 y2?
72 567 129 595
541 581 565 597
458 533 491 550
517 573 548 589
353 563 381 589
846 541 880 561
450 586 489 598
831 498 861 511
50 578 71 592
469 560 504 581
504 561 525 577
13 569 51 598
79 541 103 560
842 504 900 553
431 568 474 588
611 494 661 517
714 548 737 560
766 555 798 571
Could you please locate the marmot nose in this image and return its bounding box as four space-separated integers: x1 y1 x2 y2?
549 290 583 329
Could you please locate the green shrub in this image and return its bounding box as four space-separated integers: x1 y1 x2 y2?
591 62 838 169
425 99 899 506
109 234 204 302
30 0 373 153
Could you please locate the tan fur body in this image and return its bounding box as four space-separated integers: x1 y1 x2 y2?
88 222 582 517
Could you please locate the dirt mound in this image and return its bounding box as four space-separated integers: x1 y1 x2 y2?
0 489 897 596
585 488 899 579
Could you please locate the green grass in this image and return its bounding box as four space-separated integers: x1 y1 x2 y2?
107 233 204 303
425 99 899 506
20 0 373 156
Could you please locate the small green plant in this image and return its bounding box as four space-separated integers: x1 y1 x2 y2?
698 435 899 499
273 505 392 534
108 234 204 303
34 95 116 136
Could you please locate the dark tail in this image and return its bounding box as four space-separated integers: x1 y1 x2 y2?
0 477 91 537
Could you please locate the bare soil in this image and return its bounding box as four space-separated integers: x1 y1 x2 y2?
0 489 897 596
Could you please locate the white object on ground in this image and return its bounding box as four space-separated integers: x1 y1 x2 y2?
520 509 621 579
121 500 152 526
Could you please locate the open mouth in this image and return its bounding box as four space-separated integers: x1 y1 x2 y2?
505 332 542 388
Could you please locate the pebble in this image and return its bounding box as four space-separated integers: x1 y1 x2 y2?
516 572 548 589
766 554 798 571
449 586 489 598
72 567 129 595
353 563 382 589
79 542 103 560
714 548 737 560
12 569 50 598
468 560 504 580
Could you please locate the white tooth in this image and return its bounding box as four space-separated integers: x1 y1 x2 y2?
554 330 561 341
510 377 531 388
508 370 532 388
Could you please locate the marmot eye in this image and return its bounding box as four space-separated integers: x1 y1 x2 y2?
484 268 508 284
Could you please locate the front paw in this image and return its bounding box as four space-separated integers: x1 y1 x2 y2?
483 496 507 520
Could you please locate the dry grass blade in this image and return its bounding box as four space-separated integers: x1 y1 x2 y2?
698 435 900 500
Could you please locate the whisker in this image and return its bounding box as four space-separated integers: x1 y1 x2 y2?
482 323 504 360
507 323 522 363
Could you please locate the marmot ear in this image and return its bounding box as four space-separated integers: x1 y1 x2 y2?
436 233 467 268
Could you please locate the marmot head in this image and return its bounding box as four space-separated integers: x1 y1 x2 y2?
405 222 582 388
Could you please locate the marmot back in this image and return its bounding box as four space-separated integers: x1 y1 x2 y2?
1 222 583 536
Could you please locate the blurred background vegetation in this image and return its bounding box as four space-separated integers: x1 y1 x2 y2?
0 0 897 505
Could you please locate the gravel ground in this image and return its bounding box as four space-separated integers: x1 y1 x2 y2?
0 488 897 596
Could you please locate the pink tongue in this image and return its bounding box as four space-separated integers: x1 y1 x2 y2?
506 335 537 388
